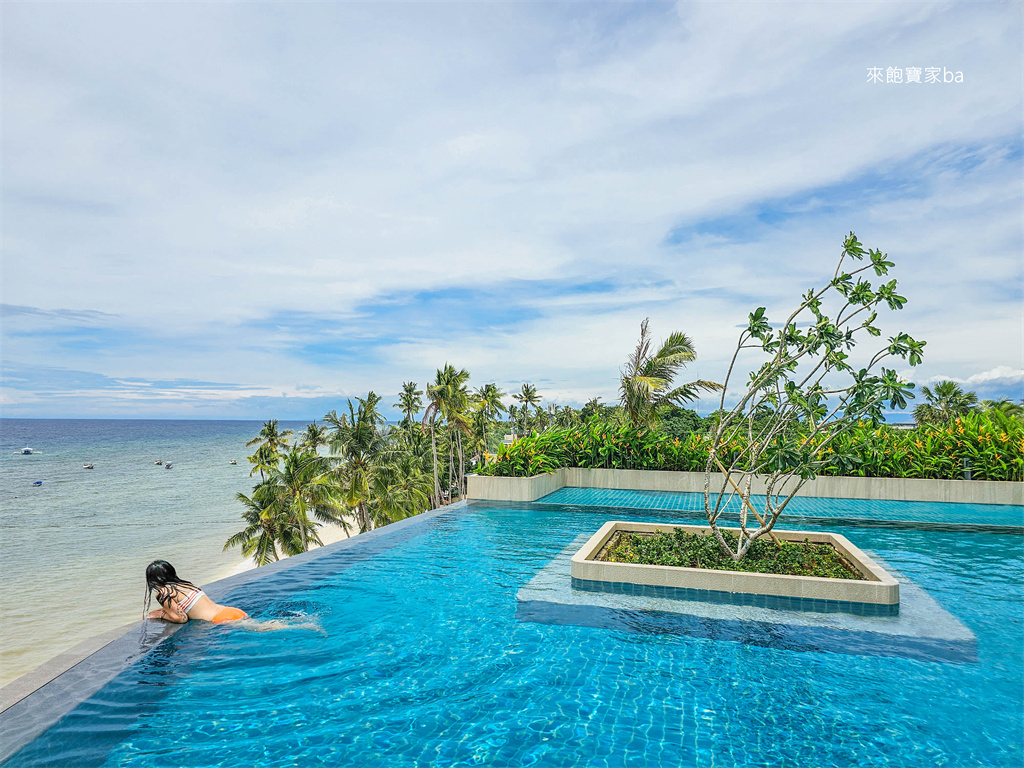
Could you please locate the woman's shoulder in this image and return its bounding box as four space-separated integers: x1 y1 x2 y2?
158 583 201 602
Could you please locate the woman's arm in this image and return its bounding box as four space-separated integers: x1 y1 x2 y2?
147 597 189 623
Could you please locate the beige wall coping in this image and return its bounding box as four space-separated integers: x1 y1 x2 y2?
468 467 1022 505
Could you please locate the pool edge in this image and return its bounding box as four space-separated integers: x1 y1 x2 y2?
0 500 467 764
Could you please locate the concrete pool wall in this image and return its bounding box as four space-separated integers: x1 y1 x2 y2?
467 467 1023 505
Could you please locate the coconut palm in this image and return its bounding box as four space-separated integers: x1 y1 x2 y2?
326 393 389 532
913 381 979 425
395 381 424 430
421 400 442 507
980 398 1024 418
245 419 294 480
247 442 279 480
469 383 507 463
514 383 541 413
423 364 471 503
619 317 721 429
246 419 294 451
224 480 304 565
508 403 529 438
369 446 434 522
299 420 329 452
265 446 342 552
475 383 507 421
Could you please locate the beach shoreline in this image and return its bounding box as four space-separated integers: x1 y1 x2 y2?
211 516 362 581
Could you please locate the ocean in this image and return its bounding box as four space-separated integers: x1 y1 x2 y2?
0 418 312 687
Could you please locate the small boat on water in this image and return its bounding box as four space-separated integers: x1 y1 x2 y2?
155 459 163 465
31 480 42 487
83 463 95 469
21 448 34 455
229 459 237 465
165 462 173 469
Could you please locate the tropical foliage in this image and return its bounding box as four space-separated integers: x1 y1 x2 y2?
479 410 1023 481
702 233 925 561
619 317 720 428
226 368 515 565
914 380 979 425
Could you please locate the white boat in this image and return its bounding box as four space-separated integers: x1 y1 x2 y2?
21 448 34 455
165 462 173 469
155 459 163 465
83 463 94 469
229 459 237 465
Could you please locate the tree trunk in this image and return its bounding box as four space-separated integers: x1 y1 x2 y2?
458 431 465 499
430 421 440 508
448 429 456 504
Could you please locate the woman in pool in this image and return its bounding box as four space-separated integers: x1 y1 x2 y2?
145 560 247 624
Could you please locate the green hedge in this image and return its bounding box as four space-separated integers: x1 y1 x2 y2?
479 411 1023 481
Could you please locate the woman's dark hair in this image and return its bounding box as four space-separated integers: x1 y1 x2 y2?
144 560 197 617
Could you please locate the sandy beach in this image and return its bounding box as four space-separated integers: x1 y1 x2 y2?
213 515 363 581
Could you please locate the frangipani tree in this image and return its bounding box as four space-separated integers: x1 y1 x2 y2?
704 233 926 561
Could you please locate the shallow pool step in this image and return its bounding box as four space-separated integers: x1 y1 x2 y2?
517 535 977 664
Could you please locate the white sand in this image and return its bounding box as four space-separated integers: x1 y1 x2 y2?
211 514 363 581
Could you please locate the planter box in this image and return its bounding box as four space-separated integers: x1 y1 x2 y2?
570 521 899 613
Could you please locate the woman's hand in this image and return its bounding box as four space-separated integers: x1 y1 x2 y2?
149 601 189 623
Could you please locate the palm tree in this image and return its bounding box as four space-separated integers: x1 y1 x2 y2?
224 480 304 565
619 317 721 429
470 383 507 463
245 419 294 480
266 446 342 552
421 399 442 508
475 383 507 421
395 381 424 430
514 383 541 412
914 381 979 425
369 446 434 523
508 403 529 438
423 364 471 503
326 393 388 533
980 398 1024 418
551 404 581 429
247 442 279 480
299 420 329 452
246 419 294 452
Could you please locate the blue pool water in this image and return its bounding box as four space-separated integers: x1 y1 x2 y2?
537 487 1024 528
4 499 1023 767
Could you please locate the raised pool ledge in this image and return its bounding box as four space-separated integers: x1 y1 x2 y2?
467 467 1023 505
571 521 900 611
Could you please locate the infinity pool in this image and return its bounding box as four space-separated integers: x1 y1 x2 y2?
4 499 1022 767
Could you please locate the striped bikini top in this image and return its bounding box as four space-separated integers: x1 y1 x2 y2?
166 585 205 614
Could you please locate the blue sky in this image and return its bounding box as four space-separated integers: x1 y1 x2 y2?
2 1 1021 419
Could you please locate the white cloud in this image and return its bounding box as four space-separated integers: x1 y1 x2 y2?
1 1 1020 416
919 366 1024 388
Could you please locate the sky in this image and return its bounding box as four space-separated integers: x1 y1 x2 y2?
2 1 1021 420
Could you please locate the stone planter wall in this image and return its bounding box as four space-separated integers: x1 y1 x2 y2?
571 520 900 608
